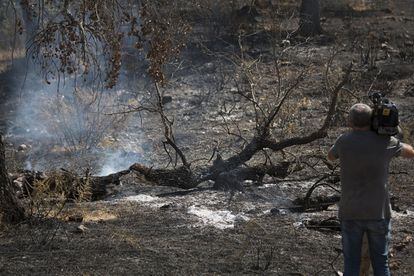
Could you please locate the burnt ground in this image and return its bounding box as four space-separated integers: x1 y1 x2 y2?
1 1 414 275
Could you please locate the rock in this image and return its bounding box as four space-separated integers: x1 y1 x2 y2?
74 224 88 233
160 204 172 210
204 62 214 70
18 144 29 151
13 177 25 197
13 177 25 188
293 221 304 228
270 208 287 215
281 39 290 48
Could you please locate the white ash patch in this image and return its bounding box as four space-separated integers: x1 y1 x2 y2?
187 205 249 229
121 192 250 229
122 194 171 208
124 194 158 202
118 183 303 230
274 181 315 190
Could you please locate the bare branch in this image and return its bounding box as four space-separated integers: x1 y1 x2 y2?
154 82 189 168
262 63 353 151
261 68 307 136
204 63 352 180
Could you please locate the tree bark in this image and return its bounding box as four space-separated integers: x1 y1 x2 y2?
297 0 322 36
0 135 25 223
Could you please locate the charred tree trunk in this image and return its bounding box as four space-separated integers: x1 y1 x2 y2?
0 135 25 223
130 164 196 189
88 169 131 200
297 0 322 36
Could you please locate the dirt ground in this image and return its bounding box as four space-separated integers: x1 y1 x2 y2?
1 1 414 275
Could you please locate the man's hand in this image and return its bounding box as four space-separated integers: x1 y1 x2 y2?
400 143 414 159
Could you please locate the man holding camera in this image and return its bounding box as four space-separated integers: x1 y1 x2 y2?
327 103 414 276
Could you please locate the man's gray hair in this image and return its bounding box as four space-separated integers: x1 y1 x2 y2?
348 103 372 127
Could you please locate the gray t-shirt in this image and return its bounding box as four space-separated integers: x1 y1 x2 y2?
330 130 402 220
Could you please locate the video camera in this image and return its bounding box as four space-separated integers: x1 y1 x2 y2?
369 91 399 136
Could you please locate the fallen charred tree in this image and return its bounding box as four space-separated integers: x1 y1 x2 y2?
129 162 291 191
196 64 352 189
7 161 291 201
4 64 352 206
211 162 291 191
123 63 352 194
129 163 195 189
88 169 131 199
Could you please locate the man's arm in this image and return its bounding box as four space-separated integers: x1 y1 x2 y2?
327 147 338 161
400 143 414 159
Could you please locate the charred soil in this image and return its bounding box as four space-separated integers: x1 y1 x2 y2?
1 1 414 275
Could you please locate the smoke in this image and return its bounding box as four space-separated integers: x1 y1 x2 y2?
8 84 57 141
98 150 142 176
1 10 151 175
4 65 148 175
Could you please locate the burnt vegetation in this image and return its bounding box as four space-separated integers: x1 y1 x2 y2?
0 0 414 274
1 0 413 217
1 0 357 212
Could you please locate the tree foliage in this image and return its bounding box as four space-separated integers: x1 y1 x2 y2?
20 0 189 88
